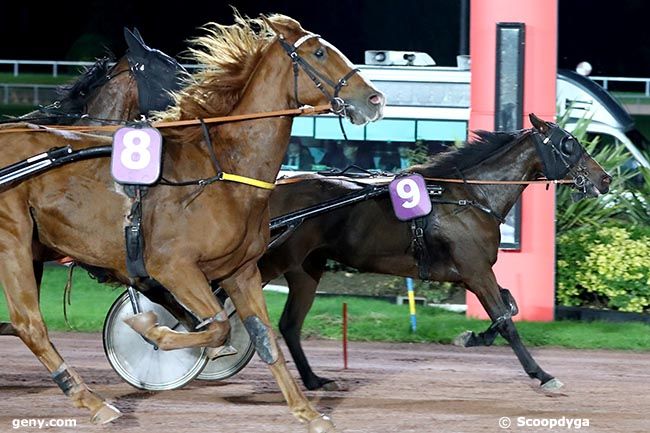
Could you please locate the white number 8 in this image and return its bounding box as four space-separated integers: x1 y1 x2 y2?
120 130 151 170
396 178 420 209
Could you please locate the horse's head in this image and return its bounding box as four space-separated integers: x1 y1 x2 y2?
124 28 189 115
262 15 384 125
529 113 612 199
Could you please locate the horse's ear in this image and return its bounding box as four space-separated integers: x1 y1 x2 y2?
124 27 148 56
529 113 550 133
132 27 146 45
260 14 284 37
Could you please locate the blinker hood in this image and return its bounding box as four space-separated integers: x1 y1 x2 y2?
532 126 584 180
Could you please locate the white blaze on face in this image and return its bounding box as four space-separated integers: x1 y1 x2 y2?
320 39 376 91
319 39 383 123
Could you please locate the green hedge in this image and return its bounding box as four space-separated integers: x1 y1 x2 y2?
557 225 650 313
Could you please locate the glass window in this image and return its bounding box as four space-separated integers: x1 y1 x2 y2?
284 117 467 173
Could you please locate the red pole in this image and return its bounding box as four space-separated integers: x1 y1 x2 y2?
467 0 558 322
342 302 348 369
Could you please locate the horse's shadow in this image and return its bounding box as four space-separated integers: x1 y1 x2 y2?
216 367 378 413
107 389 157 428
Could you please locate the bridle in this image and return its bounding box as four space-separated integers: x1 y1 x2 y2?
531 123 593 197
276 33 360 116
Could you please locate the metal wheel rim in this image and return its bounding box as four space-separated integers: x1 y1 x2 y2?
197 297 256 380
103 290 208 391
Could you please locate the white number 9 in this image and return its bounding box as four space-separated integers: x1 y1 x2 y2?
120 130 151 170
396 178 420 209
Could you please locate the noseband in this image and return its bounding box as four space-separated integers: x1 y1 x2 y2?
277 33 360 115
532 125 591 196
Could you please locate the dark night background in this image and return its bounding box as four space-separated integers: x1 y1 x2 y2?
0 0 648 77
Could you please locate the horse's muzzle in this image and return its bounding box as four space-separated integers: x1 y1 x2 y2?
598 173 612 194
346 92 385 125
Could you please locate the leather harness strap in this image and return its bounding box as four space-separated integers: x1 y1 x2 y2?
410 217 431 280
0 104 332 134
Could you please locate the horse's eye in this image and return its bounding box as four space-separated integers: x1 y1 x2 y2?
560 138 575 156
314 48 325 58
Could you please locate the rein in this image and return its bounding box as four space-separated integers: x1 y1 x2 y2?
421 177 574 185
0 104 332 134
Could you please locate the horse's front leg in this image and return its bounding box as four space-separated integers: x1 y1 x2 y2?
123 261 230 353
222 263 335 433
280 255 338 391
458 268 562 390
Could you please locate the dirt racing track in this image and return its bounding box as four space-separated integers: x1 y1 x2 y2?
0 332 648 433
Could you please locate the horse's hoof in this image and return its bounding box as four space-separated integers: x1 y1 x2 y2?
320 380 340 391
206 344 237 360
90 402 122 424
123 311 158 335
308 415 335 433
453 331 473 347
541 378 564 391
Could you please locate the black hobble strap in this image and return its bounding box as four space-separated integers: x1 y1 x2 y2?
124 184 149 278
410 217 431 280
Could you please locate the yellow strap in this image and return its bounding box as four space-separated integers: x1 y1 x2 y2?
221 172 275 190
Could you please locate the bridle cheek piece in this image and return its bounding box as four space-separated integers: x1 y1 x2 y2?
533 125 591 194
277 33 360 116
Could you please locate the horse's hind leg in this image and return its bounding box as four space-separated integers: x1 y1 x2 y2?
461 269 560 390
0 261 44 337
222 263 335 433
454 287 517 347
0 236 120 422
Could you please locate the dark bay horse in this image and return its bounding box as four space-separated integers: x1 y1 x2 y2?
259 114 611 391
15 27 185 127
0 14 383 431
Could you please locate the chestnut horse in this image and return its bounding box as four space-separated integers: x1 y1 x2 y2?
0 14 383 432
258 115 611 391
0 28 186 336
11 29 187 291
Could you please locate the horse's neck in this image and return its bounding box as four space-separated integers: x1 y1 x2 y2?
462 138 540 218
84 78 138 122
213 46 294 185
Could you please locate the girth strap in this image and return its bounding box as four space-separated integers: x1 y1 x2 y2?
124 185 149 278
410 217 431 280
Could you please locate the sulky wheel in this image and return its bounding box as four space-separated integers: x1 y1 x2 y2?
103 289 208 391
197 294 256 381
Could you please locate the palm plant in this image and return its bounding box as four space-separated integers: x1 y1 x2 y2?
555 115 643 232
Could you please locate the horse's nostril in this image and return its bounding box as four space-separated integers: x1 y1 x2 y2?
368 93 384 105
602 174 612 186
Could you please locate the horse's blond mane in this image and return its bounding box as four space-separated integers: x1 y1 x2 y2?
155 13 304 125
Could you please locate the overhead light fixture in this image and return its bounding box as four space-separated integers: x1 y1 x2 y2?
576 61 592 76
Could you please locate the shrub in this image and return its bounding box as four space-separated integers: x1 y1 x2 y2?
557 225 650 312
